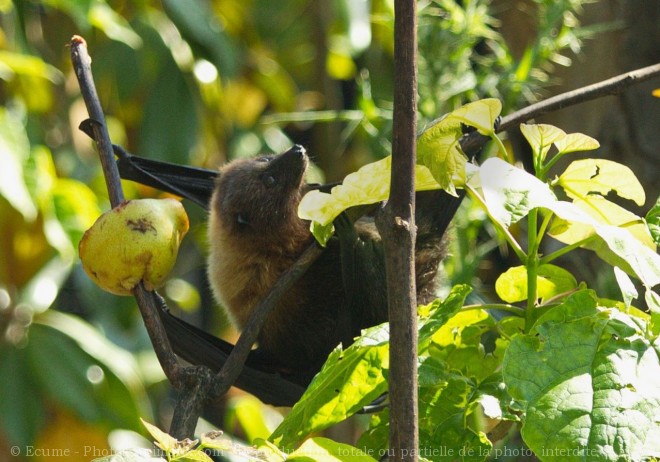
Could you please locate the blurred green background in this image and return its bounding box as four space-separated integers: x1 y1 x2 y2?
1 0 658 459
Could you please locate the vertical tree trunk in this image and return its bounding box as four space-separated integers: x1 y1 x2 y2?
376 1 419 461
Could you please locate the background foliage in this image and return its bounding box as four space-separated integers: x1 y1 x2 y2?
1 0 656 460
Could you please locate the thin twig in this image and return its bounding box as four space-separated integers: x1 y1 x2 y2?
211 243 323 398
460 62 660 153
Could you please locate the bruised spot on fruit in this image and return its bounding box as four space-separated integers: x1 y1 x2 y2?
126 218 156 234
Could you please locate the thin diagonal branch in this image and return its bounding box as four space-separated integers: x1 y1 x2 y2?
460 62 660 153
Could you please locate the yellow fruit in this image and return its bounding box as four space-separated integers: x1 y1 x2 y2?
79 198 189 295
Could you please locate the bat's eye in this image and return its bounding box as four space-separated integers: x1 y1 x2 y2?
237 213 249 225
261 174 276 187
257 156 273 163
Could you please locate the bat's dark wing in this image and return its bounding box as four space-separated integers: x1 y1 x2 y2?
155 298 305 406
114 145 218 209
113 145 337 209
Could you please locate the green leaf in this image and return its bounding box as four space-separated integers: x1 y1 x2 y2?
553 132 599 154
645 195 660 246
558 159 645 206
269 324 390 450
288 437 378 462
419 375 493 461
0 108 37 220
162 0 238 78
613 266 638 308
89 1 142 48
503 290 660 461
138 58 199 163
479 157 556 227
520 123 566 164
429 309 502 383
495 264 577 303
418 284 472 350
0 344 46 448
36 310 148 429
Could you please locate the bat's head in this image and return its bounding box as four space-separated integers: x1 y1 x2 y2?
209 145 312 252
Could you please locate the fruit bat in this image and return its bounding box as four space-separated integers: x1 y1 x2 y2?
112 143 463 406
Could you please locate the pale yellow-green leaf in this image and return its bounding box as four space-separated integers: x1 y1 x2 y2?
431 309 490 347
447 98 502 136
479 157 557 227
520 123 566 163
417 113 464 193
546 201 660 288
0 50 63 82
298 157 444 229
141 419 179 453
288 437 377 462
495 265 577 303
549 196 654 250
553 132 599 154
558 159 645 206
254 439 288 462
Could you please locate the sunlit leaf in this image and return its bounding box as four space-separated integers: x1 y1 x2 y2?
288 437 377 462
495 264 577 303
520 123 566 164
553 132 599 154
298 157 443 242
448 98 502 136
479 157 557 227
0 50 62 82
418 284 472 351
89 2 143 48
254 439 288 462
549 195 654 249
225 395 278 441
0 108 37 220
417 113 465 194
269 324 390 450
162 0 238 78
645 195 660 246
418 99 500 192
613 266 638 308
547 201 660 288
142 419 179 453
503 290 660 461
558 159 645 206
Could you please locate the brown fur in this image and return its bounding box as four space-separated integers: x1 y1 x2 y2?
207 147 451 376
